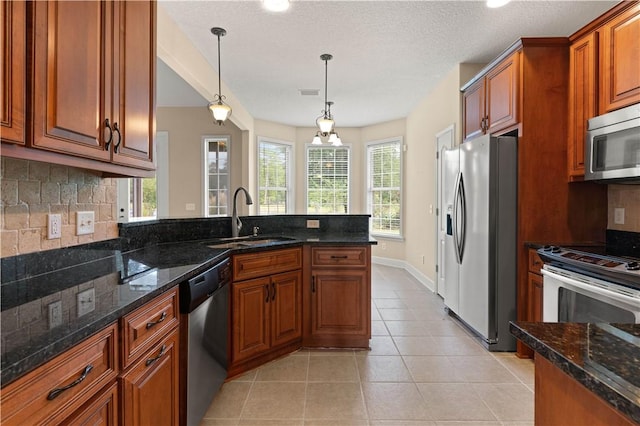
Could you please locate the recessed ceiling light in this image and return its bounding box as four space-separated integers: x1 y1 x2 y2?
263 0 290 12
486 0 511 8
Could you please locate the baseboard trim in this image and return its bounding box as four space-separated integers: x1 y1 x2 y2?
372 256 436 293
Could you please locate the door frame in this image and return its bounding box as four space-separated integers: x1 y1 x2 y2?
435 124 455 298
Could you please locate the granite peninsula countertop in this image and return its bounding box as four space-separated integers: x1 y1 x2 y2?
1 231 376 386
510 321 640 424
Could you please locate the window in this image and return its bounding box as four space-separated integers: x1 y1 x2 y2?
257 138 293 214
307 146 350 214
129 178 157 219
204 136 230 216
367 138 402 237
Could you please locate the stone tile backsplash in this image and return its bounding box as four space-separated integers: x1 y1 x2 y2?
0 158 119 258
608 185 640 232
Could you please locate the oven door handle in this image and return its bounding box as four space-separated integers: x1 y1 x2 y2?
541 269 640 304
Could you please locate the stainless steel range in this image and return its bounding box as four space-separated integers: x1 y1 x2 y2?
537 233 640 324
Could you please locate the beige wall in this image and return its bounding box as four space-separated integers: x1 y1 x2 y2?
0 158 118 257
608 185 640 232
157 107 245 218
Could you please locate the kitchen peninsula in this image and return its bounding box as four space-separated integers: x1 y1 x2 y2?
0 215 375 425
511 322 640 426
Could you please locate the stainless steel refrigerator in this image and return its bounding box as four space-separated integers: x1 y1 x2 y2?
442 134 517 351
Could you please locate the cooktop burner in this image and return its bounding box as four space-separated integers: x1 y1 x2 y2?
538 245 640 290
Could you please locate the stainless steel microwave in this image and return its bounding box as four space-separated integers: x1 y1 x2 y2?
585 103 640 183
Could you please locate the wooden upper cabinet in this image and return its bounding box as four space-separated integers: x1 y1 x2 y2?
31 1 113 161
112 0 155 170
1 1 26 145
462 79 485 141
461 52 519 141
568 32 598 180
599 3 640 113
485 53 519 134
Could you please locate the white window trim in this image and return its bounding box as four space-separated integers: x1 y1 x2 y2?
305 142 352 215
256 136 295 215
203 135 231 217
365 136 404 239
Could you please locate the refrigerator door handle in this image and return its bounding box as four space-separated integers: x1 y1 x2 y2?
458 173 467 262
452 172 462 265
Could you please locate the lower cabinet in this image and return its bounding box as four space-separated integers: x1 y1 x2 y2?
61 382 119 426
527 248 544 322
304 246 371 348
119 327 180 426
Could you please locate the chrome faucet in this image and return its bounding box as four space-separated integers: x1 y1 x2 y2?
232 187 253 237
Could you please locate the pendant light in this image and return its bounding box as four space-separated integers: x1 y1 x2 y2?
207 27 232 125
312 54 342 146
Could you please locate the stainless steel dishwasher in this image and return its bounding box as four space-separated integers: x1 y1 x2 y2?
180 257 231 426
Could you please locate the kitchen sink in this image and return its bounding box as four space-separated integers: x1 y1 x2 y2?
206 236 294 249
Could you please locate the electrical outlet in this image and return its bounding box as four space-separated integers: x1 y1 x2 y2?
76 211 95 235
185 203 196 211
47 214 62 239
48 301 63 329
614 208 625 225
306 219 320 228
77 288 95 317
380 242 386 250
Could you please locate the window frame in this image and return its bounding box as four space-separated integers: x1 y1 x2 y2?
203 135 231 217
366 136 404 239
256 136 295 215
305 143 352 215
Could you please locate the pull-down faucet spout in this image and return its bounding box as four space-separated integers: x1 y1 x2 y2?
232 187 253 237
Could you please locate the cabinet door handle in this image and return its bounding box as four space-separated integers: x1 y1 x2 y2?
112 122 122 153
271 282 276 301
265 284 270 303
145 344 166 367
146 311 167 329
311 276 316 293
47 364 93 400
104 119 113 150
330 255 348 259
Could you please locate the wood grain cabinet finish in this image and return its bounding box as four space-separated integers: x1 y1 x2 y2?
119 326 180 426
233 247 302 282
305 246 371 348
120 287 179 370
0 1 26 145
61 382 119 426
462 52 519 141
568 32 598 181
599 3 640 113
0 323 119 426
1 0 155 176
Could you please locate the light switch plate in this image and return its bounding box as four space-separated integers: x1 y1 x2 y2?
76 211 95 235
614 208 625 225
306 219 320 228
48 301 63 329
77 288 95 317
47 214 62 239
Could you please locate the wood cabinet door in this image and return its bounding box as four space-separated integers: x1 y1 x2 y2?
462 79 485 141
31 1 112 162
232 277 271 363
310 270 370 337
485 52 519 134
599 4 640 113
568 32 598 180
527 272 543 322
112 0 155 170
1 1 26 145
120 327 180 426
270 270 302 347
61 382 118 426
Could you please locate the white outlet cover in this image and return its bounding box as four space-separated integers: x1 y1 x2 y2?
77 288 95 317
76 211 95 235
614 208 625 225
48 301 63 329
47 214 62 239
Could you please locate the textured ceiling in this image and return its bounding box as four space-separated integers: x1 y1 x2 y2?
157 0 617 128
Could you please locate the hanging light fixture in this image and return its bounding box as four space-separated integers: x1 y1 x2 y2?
312 54 342 146
207 27 232 125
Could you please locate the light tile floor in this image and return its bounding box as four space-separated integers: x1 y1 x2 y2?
201 264 534 426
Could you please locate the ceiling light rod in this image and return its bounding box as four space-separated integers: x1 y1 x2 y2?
208 27 232 125
313 53 341 146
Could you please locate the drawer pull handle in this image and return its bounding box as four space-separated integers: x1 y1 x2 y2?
271 282 276 301
533 260 541 266
104 119 113 150
265 284 270 303
47 364 93 400
330 255 348 259
146 344 166 366
146 312 167 329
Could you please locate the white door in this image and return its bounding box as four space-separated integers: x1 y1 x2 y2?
435 125 454 298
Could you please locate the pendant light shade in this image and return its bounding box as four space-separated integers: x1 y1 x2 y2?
208 27 232 125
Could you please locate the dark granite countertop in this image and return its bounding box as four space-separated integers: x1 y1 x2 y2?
1 231 375 386
510 321 640 424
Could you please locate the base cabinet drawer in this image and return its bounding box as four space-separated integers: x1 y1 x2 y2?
0 323 118 426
